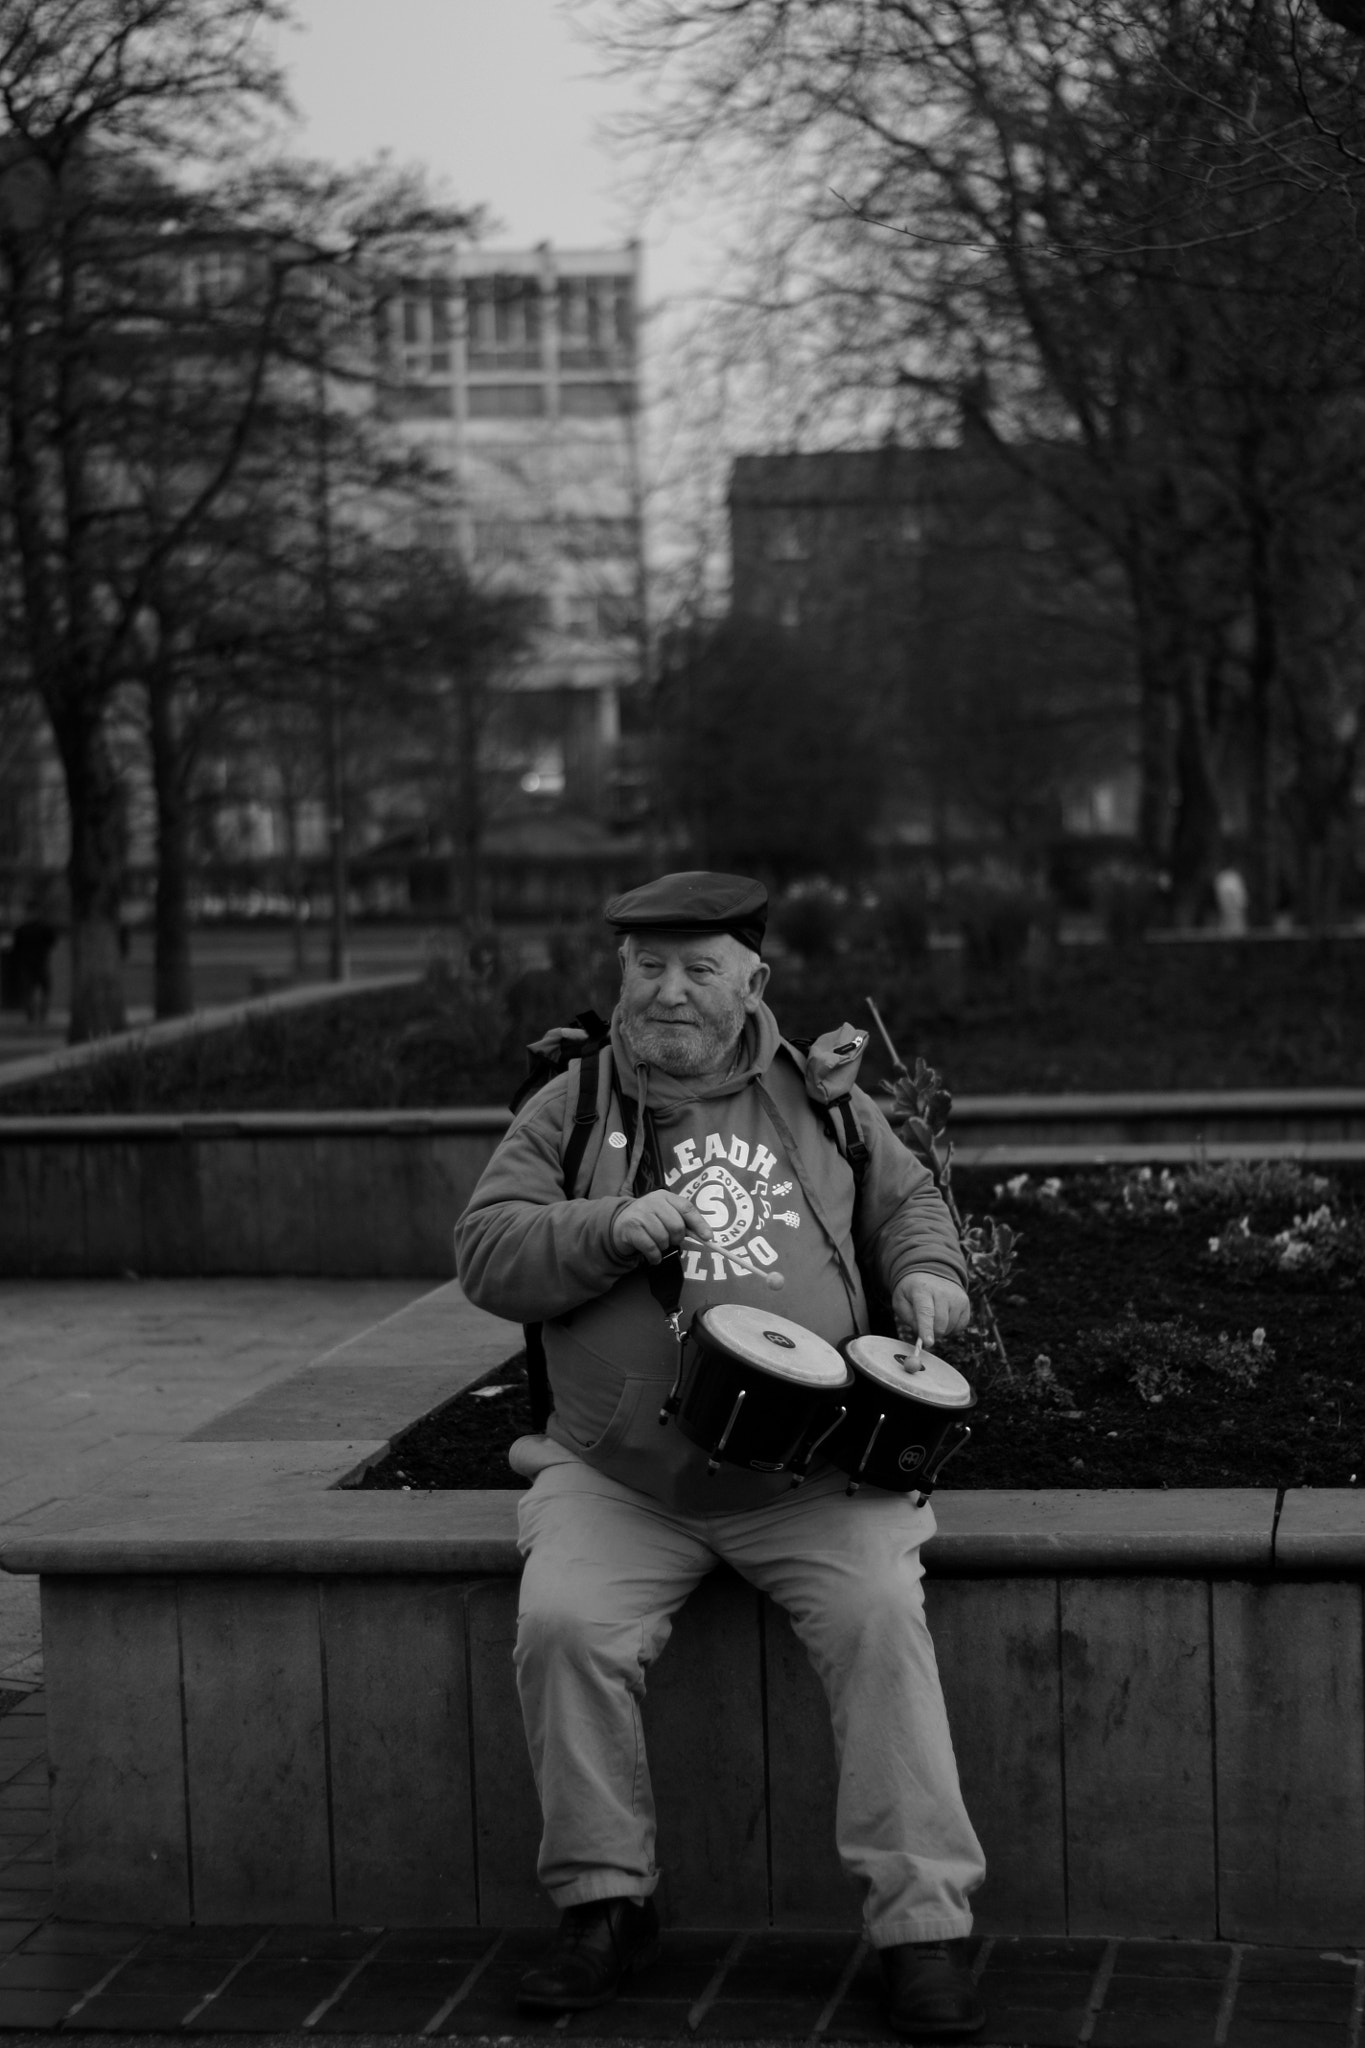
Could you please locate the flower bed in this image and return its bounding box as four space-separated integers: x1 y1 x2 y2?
361 1159 1365 1494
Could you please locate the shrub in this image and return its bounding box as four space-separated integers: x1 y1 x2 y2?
1018 1161 1339 1232
946 864 1045 975
1090 859 1161 945
1071 1310 1274 1403
771 879 848 960
1179 1158 1334 1228
1206 1204 1365 1283
869 875 932 962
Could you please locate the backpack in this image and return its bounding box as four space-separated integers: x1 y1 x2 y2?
510 1022 880 1431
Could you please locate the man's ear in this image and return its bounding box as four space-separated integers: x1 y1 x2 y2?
744 959 771 1010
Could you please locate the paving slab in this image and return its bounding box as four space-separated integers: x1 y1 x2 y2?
0 1277 430 1679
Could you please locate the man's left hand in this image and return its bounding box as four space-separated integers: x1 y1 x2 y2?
892 1274 971 1349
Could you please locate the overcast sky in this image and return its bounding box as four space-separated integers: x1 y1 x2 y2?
276 0 714 307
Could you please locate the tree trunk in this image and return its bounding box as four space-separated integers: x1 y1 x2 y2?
147 661 194 1018
55 707 127 1042
1166 667 1223 925
1244 511 1278 929
456 668 484 925
1124 526 1182 880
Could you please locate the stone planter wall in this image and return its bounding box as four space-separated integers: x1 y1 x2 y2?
5 1284 1365 1945
3 1092 1363 1278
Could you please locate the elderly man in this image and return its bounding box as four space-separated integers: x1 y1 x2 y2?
454 872 986 2039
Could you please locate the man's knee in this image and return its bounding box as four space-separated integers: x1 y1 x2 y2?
515 1581 643 1683
804 1558 930 1664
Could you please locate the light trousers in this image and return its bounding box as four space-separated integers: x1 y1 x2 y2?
514 1450 985 1946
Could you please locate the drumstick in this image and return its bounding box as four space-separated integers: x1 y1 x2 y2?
681 1232 785 1289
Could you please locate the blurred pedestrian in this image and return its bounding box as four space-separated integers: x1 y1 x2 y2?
1214 867 1248 936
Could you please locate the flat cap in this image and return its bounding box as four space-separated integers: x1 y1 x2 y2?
605 871 768 952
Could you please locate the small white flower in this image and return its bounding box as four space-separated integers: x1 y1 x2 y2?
1208 1236 1221 1254
1252 1328 1266 1348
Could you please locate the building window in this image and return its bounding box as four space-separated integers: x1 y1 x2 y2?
595 592 638 638
466 383 547 419
387 385 454 420
560 380 634 419
558 591 638 638
395 277 452 379
765 519 809 563
564 516 637 558
466 274 544 371
558 275 635 371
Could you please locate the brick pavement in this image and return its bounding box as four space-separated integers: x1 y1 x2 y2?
0 1278 429 1684
0 1693 1361 2046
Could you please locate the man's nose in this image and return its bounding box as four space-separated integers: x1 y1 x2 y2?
656 964 691 1005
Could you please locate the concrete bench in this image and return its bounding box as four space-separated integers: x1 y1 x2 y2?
3 1282 1363 1946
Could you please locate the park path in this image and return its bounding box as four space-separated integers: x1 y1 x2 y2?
0 1278 429 1684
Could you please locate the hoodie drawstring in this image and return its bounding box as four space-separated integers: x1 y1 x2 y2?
620 1060 652 1195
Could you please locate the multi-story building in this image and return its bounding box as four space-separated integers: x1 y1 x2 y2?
1 232 651 935
728 438 1140 869
380 242 647 832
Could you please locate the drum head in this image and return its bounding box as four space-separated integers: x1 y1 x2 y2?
843 1335 973 1407
697 1303 849 1387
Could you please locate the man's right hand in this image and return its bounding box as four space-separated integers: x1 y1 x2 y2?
610 1190 712 1264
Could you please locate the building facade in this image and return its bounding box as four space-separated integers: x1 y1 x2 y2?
381 241 647 831
728 440 1140 870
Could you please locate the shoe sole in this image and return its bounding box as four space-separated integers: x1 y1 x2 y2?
886 2014 986 2040
516 1935 663 2013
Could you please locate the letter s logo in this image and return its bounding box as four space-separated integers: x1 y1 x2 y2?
695 1184 730 1232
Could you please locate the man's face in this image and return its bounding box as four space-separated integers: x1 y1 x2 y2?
617 931 769 1078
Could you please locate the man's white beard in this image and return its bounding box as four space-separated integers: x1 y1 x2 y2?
620 1004 745 1078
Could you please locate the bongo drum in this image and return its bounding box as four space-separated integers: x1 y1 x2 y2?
661 1303 851 1478
828 1334 975 1495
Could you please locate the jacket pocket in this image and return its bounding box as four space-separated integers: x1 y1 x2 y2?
577 1375 655 1461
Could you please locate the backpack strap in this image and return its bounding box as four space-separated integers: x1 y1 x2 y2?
829 1095 870 1185
561 1046 605 1197
526 1033 615 1432
781 1036 870 1188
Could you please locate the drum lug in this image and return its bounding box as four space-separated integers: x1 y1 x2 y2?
707 1387 748 1474
659 1338 690 1426
790 1403 848 1486
920 1422 973 1497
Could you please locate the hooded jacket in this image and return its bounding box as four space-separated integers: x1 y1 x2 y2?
454 1000 968 1512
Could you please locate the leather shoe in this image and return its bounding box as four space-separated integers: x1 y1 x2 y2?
881 1940 985 2038
516 1894 661 2012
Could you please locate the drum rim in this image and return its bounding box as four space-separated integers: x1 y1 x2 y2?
841 1334 975 1407
694 1302 851 1388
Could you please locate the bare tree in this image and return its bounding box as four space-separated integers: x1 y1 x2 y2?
588 0 1365 923
0 0 469 1035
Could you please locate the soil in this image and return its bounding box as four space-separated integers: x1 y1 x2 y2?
5 933 1365 1112
359 1161 1365 1494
